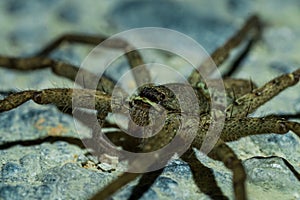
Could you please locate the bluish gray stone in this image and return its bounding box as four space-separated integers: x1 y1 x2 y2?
163 160 192 180
1 162 26 182
155 176 178 197
57 3 80 24
110 0 236 53
244 157 300 190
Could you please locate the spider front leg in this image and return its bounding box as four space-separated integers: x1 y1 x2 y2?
226 68 300 117
220 116 300 142
188 15 261 86
0 88 111 118
0 87 120 159
0 90 36 112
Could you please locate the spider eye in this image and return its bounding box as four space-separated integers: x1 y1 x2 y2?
139 87 165 103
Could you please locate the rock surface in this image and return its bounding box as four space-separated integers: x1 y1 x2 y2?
0 0 300 199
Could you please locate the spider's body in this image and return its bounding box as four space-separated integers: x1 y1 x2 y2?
0 15 300 200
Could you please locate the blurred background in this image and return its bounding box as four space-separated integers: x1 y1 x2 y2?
0 0 300 199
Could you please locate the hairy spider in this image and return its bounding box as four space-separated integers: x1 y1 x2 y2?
0 15 300 200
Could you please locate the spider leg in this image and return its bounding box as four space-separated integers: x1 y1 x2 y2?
222 37 257 78
36 34 108 56
181 149 228 199
226 68 300 117
224 78 256 98
0 88 127 159
0 88 113 148
220 116 300 142
188 15 261 86
207 140 247 200
0 33 151 93
102 149 226 200
35 33 151 85
206 78 257 106
0 88 111 114
35 33 132 56
0 55 115 93
127 148 230 200
0 90 36 112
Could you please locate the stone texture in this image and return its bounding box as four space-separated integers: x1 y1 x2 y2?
0 0 300 200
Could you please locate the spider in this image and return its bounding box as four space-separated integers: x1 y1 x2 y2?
0 15 300 200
